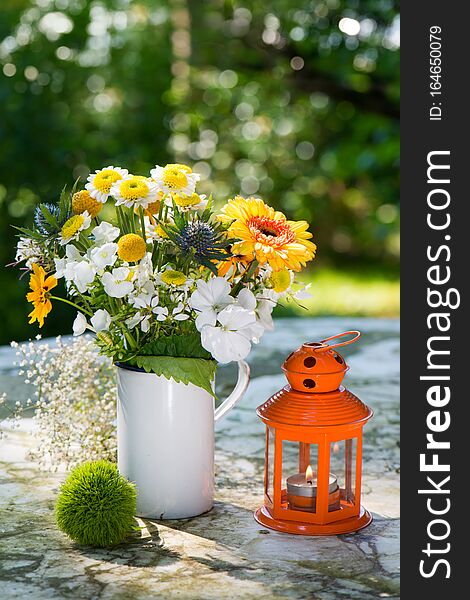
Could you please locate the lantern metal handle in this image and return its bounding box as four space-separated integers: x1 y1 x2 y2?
318 330 361 351
214 360 250 422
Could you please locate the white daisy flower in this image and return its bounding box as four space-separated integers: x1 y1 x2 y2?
111 175 159 209
59 211 92 245
170 193 208 212
85 166 128 203
150 163 200 197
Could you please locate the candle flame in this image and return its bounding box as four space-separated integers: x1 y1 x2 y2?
333 442 340 454
305 464 314 483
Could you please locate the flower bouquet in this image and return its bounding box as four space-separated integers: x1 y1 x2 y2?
14 161 316 518
14 162 316 392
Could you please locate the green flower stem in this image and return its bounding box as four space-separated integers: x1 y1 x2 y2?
50 295 93 317
79 232 92 249
138 207 146 241
231 260 259 296
116 206 128 234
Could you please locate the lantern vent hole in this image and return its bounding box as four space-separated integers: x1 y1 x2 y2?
305 342 324 348
304 357 316 368
334 354 343 364
303 378 316 389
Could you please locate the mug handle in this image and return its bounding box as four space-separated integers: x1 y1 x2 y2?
214 360 250 422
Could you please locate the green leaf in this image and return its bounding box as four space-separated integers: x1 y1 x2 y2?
39 203 60 229
139 333 212 360
59 182 73 219
12 226 44 240
134 356 217 398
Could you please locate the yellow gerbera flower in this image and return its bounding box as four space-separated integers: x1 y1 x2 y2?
26 263 58 327
218 196 316 272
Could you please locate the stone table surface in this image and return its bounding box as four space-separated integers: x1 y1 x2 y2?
0 317 400 599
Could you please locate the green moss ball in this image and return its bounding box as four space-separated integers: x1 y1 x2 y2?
56 461 136 547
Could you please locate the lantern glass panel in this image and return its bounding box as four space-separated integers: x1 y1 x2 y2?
265 427 275 502
328 438 357 511
282 440 319 514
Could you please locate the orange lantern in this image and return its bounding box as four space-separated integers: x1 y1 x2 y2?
254 331 373 535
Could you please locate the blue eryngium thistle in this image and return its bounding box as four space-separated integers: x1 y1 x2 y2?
167 212 228 273
179 221 216 257
56 461 136 547
34 203 62 235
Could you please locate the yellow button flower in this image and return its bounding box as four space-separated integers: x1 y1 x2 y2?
117 234 147 263
72 190 103 218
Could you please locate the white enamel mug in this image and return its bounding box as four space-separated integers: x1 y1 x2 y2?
116 361 250 519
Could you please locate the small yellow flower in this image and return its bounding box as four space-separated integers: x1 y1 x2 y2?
60 212 91 245
268 268 292 293
72 190 102 218
160 270 187 286
26 264 58 327
117 234 147 262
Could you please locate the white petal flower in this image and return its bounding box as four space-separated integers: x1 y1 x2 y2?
72 312 88 336
64 260 96 293
294 283 312 300
256 289 278 332
190 277 234 330
153 306 168 321
150 163 200 197
54 245 82 278
237 288 257 311
111 175 159 209
85 166 128 203
200 305 256 364
134 253 154 288
90 309 111 332
15 237 42 269
90 242 118 271
101 267 134 298
91 221 120 244
125 312 143 329
172 302 190 321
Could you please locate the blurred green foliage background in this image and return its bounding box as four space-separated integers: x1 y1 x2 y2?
0 0 399 344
